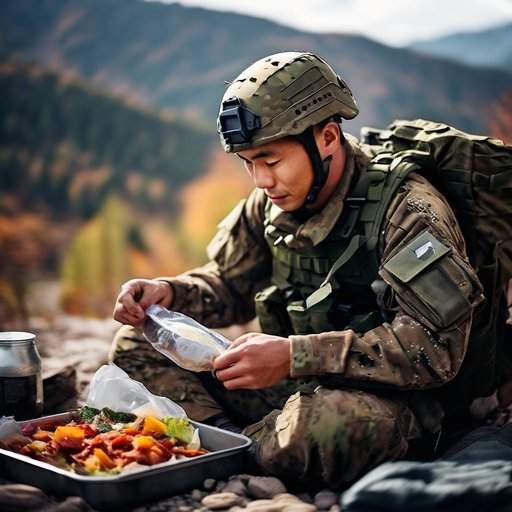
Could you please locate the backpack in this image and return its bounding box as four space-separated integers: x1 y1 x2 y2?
358 119 512 385
360 119 512 287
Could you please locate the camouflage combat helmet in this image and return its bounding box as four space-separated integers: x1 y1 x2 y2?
217 52 359 205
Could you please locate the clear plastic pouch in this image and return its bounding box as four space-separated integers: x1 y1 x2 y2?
86 363 187 418
143 305 230 372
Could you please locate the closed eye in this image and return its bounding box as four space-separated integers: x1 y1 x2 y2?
267 161 279 167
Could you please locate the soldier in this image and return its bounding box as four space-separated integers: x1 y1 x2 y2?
112 52 487 488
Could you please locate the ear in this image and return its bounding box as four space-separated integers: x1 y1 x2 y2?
314 121 340 157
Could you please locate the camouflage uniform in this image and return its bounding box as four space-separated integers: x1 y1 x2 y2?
111 133 482 488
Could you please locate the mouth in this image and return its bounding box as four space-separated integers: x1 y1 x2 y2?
267 194 287 201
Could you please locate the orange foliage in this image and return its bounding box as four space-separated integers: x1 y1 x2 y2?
129 220 189 278
179 148 253 257
489 90 512 144
68 165 112 201
0 214 54 323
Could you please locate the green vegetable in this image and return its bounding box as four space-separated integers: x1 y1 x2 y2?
79 406 100 423
96 423 113 433
100 408 136 423
164 417 194 444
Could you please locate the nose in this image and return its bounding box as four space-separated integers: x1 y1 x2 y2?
251 163 275 190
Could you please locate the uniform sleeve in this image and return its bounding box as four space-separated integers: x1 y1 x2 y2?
157 188 272 328
289 173 484 390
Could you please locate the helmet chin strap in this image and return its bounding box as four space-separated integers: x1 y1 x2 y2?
295 126 332 208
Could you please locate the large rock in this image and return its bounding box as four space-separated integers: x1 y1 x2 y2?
247 476 287 499
223 478 247 496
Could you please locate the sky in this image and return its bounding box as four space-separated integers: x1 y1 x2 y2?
152 0 512 46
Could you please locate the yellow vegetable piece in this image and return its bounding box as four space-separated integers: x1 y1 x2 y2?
93 448 116 469
27 440 47 453
53 426 85 449
133 435 155 450
84 456 99 472
142 416 167 435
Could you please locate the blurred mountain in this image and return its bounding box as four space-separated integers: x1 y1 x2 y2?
409 23 512 72
1 0 511 135
0 58 214 219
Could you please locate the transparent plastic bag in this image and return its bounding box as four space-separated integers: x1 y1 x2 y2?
86 364 187 418
143 305 230 372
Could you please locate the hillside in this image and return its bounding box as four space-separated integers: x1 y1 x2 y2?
410 23 512 72
0 59 214 219
1 0 511 134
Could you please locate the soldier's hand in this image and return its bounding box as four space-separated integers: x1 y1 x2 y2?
113 279 173 326
212 333 290 390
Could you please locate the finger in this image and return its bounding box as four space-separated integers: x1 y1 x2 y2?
223 377 253 391
138 288 160 309
213 347 243 370
215 364 246 382
114 307 144 326
119 292 144 317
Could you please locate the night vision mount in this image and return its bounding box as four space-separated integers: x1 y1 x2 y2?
217 97 261 146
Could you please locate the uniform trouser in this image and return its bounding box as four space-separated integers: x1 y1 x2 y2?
110 325 423 489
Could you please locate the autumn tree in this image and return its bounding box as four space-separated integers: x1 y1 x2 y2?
0 214 53 325
489 90 512 144
179 148 253 259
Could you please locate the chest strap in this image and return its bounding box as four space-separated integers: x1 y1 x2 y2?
306 149 432 309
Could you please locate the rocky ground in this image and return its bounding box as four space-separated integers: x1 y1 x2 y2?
0 475 341 512
2 314 511 512
1 315 341 511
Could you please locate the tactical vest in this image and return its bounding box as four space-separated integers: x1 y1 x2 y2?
254 150 421 337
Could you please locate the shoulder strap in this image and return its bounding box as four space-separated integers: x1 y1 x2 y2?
306 149 432 309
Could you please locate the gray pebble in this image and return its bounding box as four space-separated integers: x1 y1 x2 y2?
0 484 49 511
54 496 91 512
247 476 287 499
203 478 217 491
216 480 226 492
191 488 204 501
314 490 338 510
229 473 252 484
201 492 243 510
245 499 284 511
281 504 317 512
223 479 247 496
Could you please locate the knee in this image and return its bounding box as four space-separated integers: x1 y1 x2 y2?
255 389 413 487
255 392 316 476
109 324 145 363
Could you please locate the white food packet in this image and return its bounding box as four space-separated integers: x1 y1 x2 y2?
143 305 230 372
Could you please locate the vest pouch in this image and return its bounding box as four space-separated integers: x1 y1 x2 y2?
254 285 292 336
287 300 312 335
287 296 335 335
309 295 337 334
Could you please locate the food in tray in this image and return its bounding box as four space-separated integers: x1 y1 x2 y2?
6 406 207 476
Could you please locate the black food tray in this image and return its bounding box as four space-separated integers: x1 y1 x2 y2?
0 411 252 510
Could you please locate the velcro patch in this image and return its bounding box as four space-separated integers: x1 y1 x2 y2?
383 230 451 283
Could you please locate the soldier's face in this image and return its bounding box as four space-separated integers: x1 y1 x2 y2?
237 137 314 211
